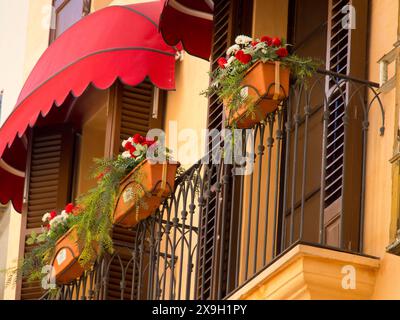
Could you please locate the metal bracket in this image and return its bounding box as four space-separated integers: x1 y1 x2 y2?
378 41 400 93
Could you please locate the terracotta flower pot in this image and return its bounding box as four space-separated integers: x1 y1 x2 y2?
225 61 290 129
113 159 180 228
50 226 84 284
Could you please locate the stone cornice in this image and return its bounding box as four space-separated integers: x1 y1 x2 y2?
228 244 380 300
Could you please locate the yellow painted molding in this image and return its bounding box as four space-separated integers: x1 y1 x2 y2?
389 156 400 242
228 244 380 300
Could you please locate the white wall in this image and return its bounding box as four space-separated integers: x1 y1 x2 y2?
0 0 29 300
0 0 29 123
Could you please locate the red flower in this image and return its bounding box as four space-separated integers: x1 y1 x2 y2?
235 50 252 64
125 141 135 152
276 47 289 58
46 224 50 230
97 172 104 181
217 57 228 69
132 134 144 144
65 203 75 214
271 37 282 47
96 167 110 181
261 36 272 46
251 41 259 47
49 211 57 221
129 146 137 157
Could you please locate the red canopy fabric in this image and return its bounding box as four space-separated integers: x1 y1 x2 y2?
160 0 214 60
0 1 179 212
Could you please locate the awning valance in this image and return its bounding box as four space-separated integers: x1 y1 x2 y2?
160 0 214 60
0 1 179 212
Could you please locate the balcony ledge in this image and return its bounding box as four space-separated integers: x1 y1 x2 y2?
227 244 380 300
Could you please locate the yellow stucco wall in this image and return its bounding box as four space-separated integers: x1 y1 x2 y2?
23 0 53 80
364 0 400 300
164 55 209 167
0 0 29 122
252 0 289 39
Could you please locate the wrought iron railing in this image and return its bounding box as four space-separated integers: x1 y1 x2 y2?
41 70 384 300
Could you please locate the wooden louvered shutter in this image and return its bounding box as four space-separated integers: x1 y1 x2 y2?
105 80 164 156
17 125 75 300
104 80 164 300
287 0 368 250
197 0 253 300
283 0 329 247
323 0 368 250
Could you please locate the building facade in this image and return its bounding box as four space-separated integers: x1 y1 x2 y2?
0 0 400 300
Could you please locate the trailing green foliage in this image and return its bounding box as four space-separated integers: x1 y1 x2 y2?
4 134 176 288
75 156 151 266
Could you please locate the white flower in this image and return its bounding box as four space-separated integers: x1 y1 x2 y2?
226 56 236 67
49 215 65 228
122 151 131 159
61 210 69 221
226 44 240 56
122 137 133 148
235 35 252 45
211 80 220 89
42 212 51 222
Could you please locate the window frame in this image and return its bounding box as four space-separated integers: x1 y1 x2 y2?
49 0 91 44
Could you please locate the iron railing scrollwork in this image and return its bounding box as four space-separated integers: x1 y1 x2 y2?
42 70 384 300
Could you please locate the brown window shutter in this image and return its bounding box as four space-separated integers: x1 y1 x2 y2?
104 80 165 300
106 80 165 156
17 125 75 300
285 0 368 251
198 0 253 300
323 0 368 250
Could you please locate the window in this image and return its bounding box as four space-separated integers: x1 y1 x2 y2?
49 0 91 44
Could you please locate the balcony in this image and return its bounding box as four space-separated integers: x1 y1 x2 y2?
40 70 384 300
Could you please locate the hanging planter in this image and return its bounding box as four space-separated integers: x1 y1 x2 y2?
113 159 180 228
226 61 290 128
204 35 319 129
10 203 87 286
50 225 98 284
50 226 84 284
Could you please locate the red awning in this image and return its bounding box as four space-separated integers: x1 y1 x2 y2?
160 0 214 60
0 1 179 212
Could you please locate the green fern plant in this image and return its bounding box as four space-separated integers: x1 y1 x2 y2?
75 157 148 266
4 133 173 287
